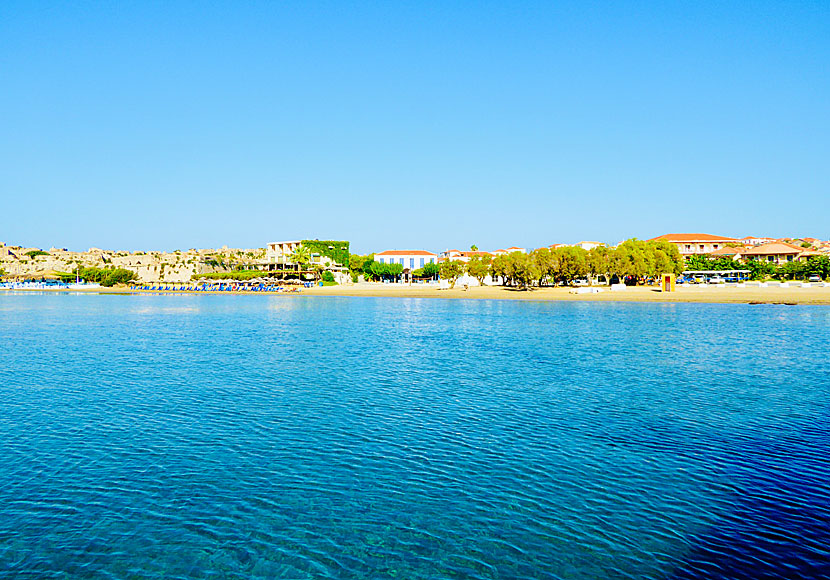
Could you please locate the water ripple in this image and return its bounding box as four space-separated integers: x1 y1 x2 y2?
1 294 829 579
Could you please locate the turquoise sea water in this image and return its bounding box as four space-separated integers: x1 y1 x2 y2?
1 292 829 579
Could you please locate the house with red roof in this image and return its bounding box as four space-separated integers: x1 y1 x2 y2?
740 243 822 266
374 250 438 272
649 234 740 256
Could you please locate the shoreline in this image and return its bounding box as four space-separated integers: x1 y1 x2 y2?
3 283 830 305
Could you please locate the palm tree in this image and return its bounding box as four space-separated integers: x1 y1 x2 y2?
290 245 311 276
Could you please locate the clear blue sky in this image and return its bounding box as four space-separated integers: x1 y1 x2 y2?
2 1 828 253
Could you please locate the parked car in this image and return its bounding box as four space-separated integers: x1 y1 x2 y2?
573 279 590 286
692 275 706 284
709 276 725 284
808 275 822 282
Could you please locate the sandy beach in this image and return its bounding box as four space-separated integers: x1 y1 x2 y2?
303 283 830 305
6 283 830 305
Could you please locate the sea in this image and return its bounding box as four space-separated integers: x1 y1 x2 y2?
1 292 829 579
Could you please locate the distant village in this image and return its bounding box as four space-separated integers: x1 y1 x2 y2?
1 234 829 285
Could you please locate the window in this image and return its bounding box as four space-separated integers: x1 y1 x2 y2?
713 245 719 250
420 258 425 267
787 255 794 262
429 258 435 264
399 258 404 265
379 258 384 264
685 245 691 251
410 258 415 269
768 256 775 262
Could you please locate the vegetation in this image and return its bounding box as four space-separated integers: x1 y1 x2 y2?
468 240 683 289
348 254 375 281
300 240 350 267
369 261 404 281
24 250 50 258
59 266 138 287
439 260 465 288
321 271 336 283
290 245 311 271
466 255 491 284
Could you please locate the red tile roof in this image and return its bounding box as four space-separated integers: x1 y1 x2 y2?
374 250 437 256
650 233 739 242
459 251 493 257
710 246 745 255
742 243 803 255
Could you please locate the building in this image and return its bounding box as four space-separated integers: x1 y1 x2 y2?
740 236 777 246
493 246 527 256
264 240 302 269
440 249 494 262
374 250 438 272
649 234 740 256
740 242 822 265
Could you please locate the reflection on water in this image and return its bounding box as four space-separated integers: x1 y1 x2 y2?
1 294 829 579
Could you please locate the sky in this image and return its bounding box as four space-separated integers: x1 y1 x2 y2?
1 1 828 254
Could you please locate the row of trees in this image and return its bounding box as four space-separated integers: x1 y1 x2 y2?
439 240 684 288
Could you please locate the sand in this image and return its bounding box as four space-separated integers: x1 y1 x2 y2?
301 283 830 305
4 283 830 305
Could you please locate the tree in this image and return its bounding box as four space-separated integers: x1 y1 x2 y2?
421 261 440 279
290 245 311 273
609 239 682 284
466 254 491 285
491 254 511 286
531 248 558 286
745 258 776 280
470 244 478 251
370 261 403 282
439 260 464 288
348 253 371 281
650 240 683 276
587 246 611 285
805 256 830 280
552 246 588 285
506 252 540 289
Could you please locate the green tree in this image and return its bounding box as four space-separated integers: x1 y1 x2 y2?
609 239 682 284
466 254 491 285
587 245 611 285
531 247 558 286
552 246 588 285
290 245 311 273
439 260 464 288
491 254 511 285
421 261 440 279
470 244 478 251
805 256 830 280
506 252 540 289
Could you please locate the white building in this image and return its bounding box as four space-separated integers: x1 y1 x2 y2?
493 246 526 256
374 250 437 272
440 249 494 262
265 240 302 268
649 233 739 257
